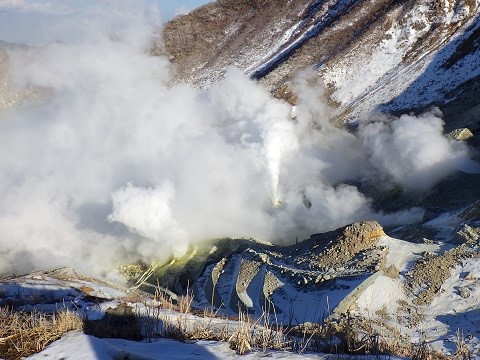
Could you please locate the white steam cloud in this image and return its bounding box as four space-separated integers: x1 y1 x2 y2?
108 182 190 259
359 112 474 191
0 2 477 277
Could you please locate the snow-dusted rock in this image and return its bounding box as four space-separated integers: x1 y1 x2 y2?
447 128 474 141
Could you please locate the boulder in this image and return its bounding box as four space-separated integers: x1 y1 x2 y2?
446 128 474 141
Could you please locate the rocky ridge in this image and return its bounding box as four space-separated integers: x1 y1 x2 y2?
148 221 387 324
147 210 479 314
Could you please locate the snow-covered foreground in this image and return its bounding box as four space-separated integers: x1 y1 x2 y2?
1 205 480 359
0 252 479 359
26 331 328 360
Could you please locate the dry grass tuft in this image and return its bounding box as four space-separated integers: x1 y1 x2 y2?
228 311 253 355
453 330 472 360
140 290 288 354
228 305 288 355
154 286 177 311
0 307 83 360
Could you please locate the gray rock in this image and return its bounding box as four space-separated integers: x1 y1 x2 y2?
464 272 476 281
459 287 471 299
446 128 474 141
454 224 480 244
384 265 400 279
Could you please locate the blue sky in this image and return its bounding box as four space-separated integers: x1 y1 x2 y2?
156 0 210 19
0 0 211 44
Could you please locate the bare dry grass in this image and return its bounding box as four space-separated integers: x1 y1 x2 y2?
286 312 472 359
136 292 474 358
0 307 83 360
2 286 472 359
138 291 288 354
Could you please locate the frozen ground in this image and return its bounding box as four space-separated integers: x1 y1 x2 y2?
1 205 480 358
26 331 328 360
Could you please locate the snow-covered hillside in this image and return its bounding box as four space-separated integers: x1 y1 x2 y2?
163 0 480 132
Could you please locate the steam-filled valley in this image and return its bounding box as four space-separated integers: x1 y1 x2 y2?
1 2 478 277
1 1 480 358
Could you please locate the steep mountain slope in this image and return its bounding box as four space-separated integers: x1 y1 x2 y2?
162 0 480 133
160 0 309 88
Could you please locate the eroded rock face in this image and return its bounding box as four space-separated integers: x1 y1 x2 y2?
150 221 387 323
